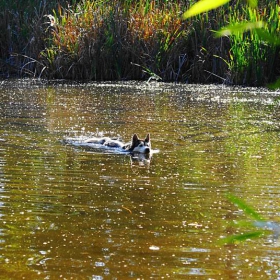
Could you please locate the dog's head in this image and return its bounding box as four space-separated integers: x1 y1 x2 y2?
130 134 151 154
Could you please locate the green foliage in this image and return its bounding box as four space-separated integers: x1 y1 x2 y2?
0 0 279 85
183 0 280 86
268 78 280 90
38 0 187 80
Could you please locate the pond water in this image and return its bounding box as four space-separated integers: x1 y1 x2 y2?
0 79 280 279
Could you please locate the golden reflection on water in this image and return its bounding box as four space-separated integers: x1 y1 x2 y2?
0 80 280 279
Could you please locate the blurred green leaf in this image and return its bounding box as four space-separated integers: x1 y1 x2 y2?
247 0 258 8
183 0 230 19
215 21 264 37
221 231 264 244
255 29 280 46
227 194 265 221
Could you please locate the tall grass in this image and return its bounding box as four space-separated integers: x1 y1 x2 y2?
40 0 190 81
40 0 233 82
0 0 279 85
227 2 280 85
0 0 72 77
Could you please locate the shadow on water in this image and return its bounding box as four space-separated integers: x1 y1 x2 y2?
0 79 280 279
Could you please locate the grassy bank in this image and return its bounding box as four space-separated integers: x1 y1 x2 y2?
0 0 279 85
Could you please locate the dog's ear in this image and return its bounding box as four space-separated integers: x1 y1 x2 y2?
132 134 139 142
145 133 150 142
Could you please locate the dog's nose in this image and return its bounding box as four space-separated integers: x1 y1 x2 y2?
144 148 150 153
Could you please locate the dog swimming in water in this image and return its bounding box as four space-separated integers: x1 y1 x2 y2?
63 133 151 154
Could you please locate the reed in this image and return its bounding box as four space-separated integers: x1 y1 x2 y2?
226 2 280 85
0 0 69 77
0 0 279 85
40 0 189 81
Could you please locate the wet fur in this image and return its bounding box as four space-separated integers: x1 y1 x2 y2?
69 134 151 154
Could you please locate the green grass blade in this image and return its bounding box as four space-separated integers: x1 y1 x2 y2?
182 0 230 19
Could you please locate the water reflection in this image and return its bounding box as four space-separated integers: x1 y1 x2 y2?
0 80 280 279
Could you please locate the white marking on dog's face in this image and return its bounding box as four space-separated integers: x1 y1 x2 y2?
132 142 151 153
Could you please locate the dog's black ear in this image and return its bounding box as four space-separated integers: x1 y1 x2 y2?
132 134 139 142
145 133 150 142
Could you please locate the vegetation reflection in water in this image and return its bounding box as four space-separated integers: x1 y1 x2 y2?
0 80 280 279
